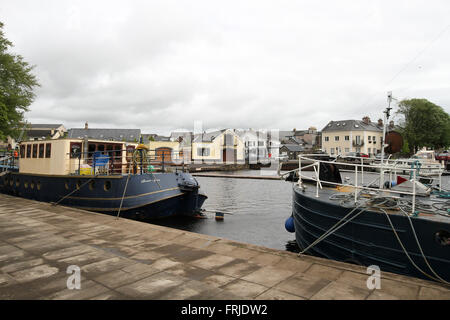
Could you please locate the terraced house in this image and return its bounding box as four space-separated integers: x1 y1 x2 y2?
321 116 383 156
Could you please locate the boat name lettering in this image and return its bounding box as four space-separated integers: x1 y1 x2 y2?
141 179 160 183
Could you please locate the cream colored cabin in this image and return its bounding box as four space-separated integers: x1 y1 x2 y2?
18 139 138 176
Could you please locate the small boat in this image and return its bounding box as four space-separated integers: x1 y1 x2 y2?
0 138 207 219
373 149 445 177
283 102 450 285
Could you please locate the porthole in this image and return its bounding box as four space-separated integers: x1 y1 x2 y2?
64 180 69 190
30 180 35 189
9 179 13 186
89 180 95 191
76 180 81 190
4 177 8 185
37 181 41 190
24 180 28 188
104 181 111 191
16 179 20 187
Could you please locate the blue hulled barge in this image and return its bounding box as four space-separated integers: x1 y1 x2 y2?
0 138 206 219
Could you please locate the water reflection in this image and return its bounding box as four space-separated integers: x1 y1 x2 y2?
152 173 298 252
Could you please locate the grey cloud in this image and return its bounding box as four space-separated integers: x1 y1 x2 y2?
1 0 449 135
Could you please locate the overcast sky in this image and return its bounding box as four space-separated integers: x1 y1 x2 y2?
2 0 450 135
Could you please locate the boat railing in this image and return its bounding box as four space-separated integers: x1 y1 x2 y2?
64 148 188 176
0 150 18 173
284 154 444 215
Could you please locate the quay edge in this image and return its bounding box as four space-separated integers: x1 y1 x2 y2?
0 194 449 300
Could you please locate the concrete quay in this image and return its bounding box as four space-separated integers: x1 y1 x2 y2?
0 193 449 300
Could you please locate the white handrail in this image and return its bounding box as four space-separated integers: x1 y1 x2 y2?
295 155 441 216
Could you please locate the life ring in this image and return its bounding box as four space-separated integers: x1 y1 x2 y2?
132 147 149 166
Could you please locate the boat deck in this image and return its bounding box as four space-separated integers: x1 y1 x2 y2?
298 182 450 223
0 193 449 300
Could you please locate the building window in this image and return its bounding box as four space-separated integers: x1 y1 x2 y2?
356 136 361 145
39 144 45 158
197 148 210 156
334 136 339 141
32 144 37 158
45 143 51 158
345 148 349 153
258 141 264 147
368 136 371 141
324 136 329 142
368 148 371 154
330 148 335 155
345 136 349 141
356 147 361 152
373 136 376 143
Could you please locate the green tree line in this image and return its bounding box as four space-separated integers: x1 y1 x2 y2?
396 98 450 154
0 21 39 142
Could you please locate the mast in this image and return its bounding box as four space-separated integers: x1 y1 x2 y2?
380 91 392 188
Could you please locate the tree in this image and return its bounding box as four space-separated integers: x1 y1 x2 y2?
0 22 39 141
396 98 450 153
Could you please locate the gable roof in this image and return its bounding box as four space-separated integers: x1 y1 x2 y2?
30 124 64 129
281 144 304 152
193 129 226 143
68 128 141 142
321 120 382 133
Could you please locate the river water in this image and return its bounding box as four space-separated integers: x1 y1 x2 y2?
152 169 450 252
152 170 298 251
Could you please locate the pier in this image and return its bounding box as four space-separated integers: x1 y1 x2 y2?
0 193 449 300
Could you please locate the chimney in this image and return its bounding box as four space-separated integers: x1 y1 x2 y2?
362 116 370 125
377 119 383 127
84 121 88 130
389 120 394 129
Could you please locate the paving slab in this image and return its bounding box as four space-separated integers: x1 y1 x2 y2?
0 193 449 300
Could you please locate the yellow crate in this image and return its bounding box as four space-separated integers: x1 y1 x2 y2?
80 167 93 175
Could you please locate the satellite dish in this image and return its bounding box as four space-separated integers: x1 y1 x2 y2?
384 131 403 154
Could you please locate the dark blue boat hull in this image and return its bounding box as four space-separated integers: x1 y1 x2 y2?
292 185 450 283
0 172 207 219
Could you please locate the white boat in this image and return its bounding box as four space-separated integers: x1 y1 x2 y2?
377 149 445 177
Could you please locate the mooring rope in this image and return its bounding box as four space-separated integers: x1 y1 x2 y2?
52 174 99 206
116 165 132 219
298 192 450 285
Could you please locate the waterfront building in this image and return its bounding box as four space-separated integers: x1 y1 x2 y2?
236 129 270 164
321 116 383 156
191 129 245 164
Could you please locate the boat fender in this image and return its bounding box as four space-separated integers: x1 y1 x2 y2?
285 216 295 233
383 181 397 188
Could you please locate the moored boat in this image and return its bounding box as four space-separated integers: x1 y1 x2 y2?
0 138 207 219
285 155 450 284
283 100 450 284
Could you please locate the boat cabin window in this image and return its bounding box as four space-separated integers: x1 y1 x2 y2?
114 144 122 157
26 145 31 158
32 144 37 158
70 142 82 158
39 144 44 158
45 143 51 158
20 145 25 158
